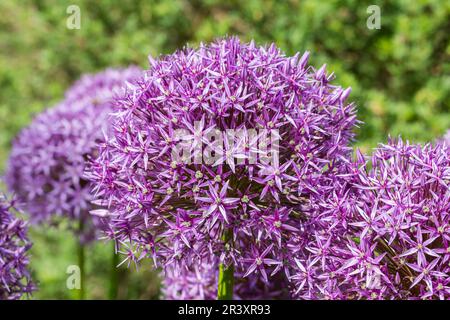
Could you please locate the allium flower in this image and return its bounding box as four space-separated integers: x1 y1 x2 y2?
86 37 357 288
0 194 35 300
6 67 141 243
291 138 450 299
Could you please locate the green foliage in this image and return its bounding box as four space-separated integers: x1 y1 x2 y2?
0 0 448 299
28 224 161 299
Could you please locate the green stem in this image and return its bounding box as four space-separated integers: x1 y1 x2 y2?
217 228 234 300
77 219 85 300
108 242 119 300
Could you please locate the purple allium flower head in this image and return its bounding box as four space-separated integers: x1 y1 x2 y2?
291 138 450 299
0 194 35 300
86 37 357 283
6 67 141 243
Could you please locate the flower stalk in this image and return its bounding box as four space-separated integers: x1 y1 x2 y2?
109 241 119 300
217 228 234 300
77 219 85 300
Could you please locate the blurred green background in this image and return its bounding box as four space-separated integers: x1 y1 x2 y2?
0 0 449 299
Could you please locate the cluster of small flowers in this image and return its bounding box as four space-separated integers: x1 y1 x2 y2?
85 37 357 287
0 194 35 300
6 67 141 243
290 139 450 299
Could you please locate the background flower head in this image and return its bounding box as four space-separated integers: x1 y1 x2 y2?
162 256 290 300
0 194 35 300
291 138 450 299
6 67 141 243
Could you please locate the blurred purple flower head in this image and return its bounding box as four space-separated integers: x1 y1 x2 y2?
291 138 450 299
6 67 141 243
163 257 290 300
86 37 357 283
0 194 35 300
